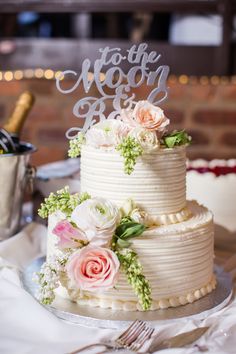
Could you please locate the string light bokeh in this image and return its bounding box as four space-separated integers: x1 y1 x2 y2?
0 69 235 85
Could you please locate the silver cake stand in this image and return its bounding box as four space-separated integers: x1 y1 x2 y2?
21 257 233 329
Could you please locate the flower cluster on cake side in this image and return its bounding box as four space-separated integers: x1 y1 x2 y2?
68 100 191 174
37 188 154 310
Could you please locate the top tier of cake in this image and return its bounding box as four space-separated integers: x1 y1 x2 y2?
80 144 187 218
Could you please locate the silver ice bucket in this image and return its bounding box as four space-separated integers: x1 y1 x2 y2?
0 142 36 240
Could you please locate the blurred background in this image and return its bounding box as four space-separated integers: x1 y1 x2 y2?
0 0 236 166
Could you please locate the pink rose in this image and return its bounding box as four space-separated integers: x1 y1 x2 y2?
120 101 170 132
134 101 169 131
66 246 120 292
52 220 87 249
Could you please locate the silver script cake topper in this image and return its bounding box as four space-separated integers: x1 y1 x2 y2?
56 43 169 138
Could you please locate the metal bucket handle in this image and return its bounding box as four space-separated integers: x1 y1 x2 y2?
25 165 37 194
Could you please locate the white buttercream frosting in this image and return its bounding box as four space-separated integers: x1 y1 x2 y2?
80 145 187 216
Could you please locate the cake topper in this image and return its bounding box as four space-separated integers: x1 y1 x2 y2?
56 43 169 138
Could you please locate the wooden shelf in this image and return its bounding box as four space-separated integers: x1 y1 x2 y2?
0 0 221 13
0 39 222 75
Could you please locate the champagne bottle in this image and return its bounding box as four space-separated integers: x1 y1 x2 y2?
0 91 35 154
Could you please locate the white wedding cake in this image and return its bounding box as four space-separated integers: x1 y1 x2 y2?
36 44 215 312
38 101 215 312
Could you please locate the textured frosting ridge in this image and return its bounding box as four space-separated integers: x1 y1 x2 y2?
80 145 187 216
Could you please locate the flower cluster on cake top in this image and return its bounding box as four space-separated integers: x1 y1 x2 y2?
36 187 152 310
68 100 191 174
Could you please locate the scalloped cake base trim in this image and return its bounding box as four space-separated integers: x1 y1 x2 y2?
71 275 217 312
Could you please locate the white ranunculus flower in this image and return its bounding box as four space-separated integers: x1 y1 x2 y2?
71 197 120 247
128 127 160 153
86 119 130 148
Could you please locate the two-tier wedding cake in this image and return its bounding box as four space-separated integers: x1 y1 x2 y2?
36 44 216 312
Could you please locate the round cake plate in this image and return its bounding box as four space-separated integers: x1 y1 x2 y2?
21 257 233 329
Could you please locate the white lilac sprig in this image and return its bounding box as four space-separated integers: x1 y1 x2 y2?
68 132 86 158
117 249 152 311
116 136 143 175
38 187 91 219
34 252 70 305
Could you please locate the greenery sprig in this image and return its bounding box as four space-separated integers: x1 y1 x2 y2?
161 130 192 148
68 133 86 158
78 191 91 204
117 249 152 311
38 186 91 219
116 136 143 175
112 219 151 310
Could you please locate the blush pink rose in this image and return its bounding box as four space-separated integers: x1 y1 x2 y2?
120 101 170 132
66 246 120 292
134 101 169 131
52 220 87 249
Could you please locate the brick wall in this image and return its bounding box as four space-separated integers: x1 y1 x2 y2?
0 77 236 166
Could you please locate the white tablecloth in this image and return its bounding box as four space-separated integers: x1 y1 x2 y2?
0 223 236 354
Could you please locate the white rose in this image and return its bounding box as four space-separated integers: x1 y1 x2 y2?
130 208 149 225
120 199 136 216
129 127 159 153
86 120 130 148
71 197 120 247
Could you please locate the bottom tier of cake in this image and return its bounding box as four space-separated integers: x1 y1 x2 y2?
51 201 215 311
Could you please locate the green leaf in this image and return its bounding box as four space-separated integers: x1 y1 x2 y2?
162 130 192 148
164 136 178 148
115 222 146 239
